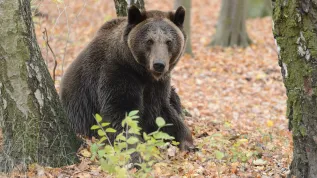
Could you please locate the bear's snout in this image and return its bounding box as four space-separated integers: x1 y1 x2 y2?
153 61 165 73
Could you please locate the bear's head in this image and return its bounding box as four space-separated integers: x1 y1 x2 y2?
126 5 186 80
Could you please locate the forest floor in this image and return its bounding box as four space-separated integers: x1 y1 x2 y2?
3 0 291 177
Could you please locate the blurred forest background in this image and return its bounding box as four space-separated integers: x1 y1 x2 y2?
3 0 291 177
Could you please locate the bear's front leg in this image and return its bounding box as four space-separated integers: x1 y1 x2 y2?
97 75 144 163
170 87 183 115
161 104 195 151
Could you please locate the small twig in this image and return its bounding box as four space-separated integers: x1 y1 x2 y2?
42 29 49 65
74 0 87 23
61 4 70 76
42 28 58 83
53 5 66 29
53 1 88 77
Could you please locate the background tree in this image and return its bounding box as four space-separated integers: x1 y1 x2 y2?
113 0 145 16
211 0 251 47
0 0 80 172
248 0 272 18
272 0 317 177
175 0 193 55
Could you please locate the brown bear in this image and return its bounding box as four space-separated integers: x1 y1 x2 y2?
60 5 194 151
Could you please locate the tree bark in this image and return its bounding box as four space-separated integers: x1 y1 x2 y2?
211 0 251 47
175 0 193 55
248 0 272 18
0 0 81 172
272 0 317 177
113 0 145 17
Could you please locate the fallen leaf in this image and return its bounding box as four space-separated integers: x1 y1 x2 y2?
253 159 267 166
80 149 91 158
78 159 90 171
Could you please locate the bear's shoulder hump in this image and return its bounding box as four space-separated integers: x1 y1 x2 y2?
98 18 126 33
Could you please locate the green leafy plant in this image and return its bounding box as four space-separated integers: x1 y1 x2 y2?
202 132 254 163
90 111 178 178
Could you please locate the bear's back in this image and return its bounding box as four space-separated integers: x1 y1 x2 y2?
63 17 128 79
97 18 127 37
60 18 129 105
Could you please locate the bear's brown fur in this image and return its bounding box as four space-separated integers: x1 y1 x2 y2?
60 5 194 151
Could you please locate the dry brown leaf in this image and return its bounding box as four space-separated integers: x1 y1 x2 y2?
78 159 90 171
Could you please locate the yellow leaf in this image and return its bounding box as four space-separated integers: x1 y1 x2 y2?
80 149 91 158
267 120 274 127
238 139 248 143
52 0 63 3
224 121 231 128
256 73 267 80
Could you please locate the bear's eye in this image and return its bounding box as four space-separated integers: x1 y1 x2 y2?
166 40 172 46
146 39 154 46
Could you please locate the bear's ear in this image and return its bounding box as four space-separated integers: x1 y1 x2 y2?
128 5 145 25
173 6 186 27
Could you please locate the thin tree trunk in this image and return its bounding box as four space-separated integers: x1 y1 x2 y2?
211 0 251 47
0 0 81 172
248 0 272 18
113 0 145 17
272 0 317 177
175 0 193 55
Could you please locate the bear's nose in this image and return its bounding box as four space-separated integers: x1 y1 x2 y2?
153 62 165 73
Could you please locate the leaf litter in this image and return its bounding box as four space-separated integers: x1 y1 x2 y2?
1 0 292 177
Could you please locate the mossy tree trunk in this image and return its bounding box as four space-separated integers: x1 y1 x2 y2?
248 0 272 18
272 0 317 177
113 0 145 17
0 0 81 172
211 0 251 47
175 0 193 55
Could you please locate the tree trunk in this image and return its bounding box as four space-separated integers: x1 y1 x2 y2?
175 0 193 55
0 0 81 172
272 0 317 177
113 0 145 17
211 0 251 47
248 0 272 18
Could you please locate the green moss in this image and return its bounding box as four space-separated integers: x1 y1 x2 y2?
272 0 282 22
303 30 317 57
286 61 310 88
299 126 307 136
287 91 303 136
313 88 317 95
